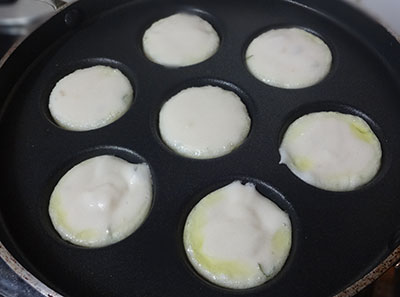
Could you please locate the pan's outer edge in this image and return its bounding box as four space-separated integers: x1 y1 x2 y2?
0 242 62 297
335 246 400 297
1 239 399 297
0 1 72 296
0 0 76 68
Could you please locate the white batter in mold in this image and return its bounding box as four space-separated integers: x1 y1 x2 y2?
183 181 292 289
159 85 251 159
48 155 152 248
279 111 382 191
49 65 133 131
142 13 220 67
246 28 332 89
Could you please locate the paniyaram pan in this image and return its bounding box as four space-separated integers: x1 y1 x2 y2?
1 0 400 296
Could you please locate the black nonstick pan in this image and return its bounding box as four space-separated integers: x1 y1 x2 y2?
1 0 400 296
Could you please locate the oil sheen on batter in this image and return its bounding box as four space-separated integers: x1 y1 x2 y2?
184 181 292 289
279 111 382 191
49 155 152 247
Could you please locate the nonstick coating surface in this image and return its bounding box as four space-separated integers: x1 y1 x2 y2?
1 0 400 296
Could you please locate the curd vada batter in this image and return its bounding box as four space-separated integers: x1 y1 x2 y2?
49 155 152 247
183 181 292 289
279 111 382 191
49 65 133 131
159 85 251 159
143 13 220 67
246 27 332 89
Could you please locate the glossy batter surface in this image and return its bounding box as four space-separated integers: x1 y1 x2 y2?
279 111 382 191
246 28 332 89
49 65 133 131
159 85 251 159
183 181 292 289
49 155 152 247
142 13 219 67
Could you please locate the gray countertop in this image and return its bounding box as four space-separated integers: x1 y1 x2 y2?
0 258 43 297
343 0 400 38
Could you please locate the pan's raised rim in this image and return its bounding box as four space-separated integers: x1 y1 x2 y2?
336 247 400 296
0 1 74 294
0 242 61 297
1 240 399 297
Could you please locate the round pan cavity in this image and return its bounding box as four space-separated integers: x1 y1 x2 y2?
177 177 300 293
245 27 332 89
0 0 399 297
142 13 220 67
138 6 225 66
279 102 388 192
159 86 250 159
41 147 154 248
42 58 137 130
